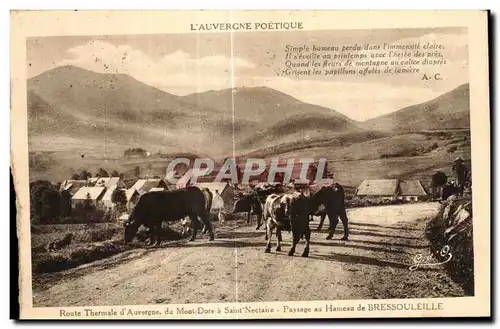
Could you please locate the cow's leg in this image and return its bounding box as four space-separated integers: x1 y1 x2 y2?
302 223 311 257
339 210 349 241
201 217 208 234
317 213 327 231
247 211 251 224
265 220 273 253
276 228 282 252
144 226 155 246
326 213 339 240
288 229 300 256
152 222 162 247
256 213 262 230
199 213 215 241
264 216 269 240
189 213 200 242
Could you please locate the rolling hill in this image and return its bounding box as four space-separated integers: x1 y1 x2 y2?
27 66 359 158
362 83 470 132
26 65 471 186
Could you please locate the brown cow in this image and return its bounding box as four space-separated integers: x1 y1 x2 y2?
263 191 311 257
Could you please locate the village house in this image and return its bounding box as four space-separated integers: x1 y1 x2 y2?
59 180 89 196
398 180 428 202
131 178 168 195
194 182 234 212
71 186 107 209
101 185 118 211
125 188 141 212
355 179 428 202
87 177 99 185
355 179 400 201
88 177 126 189
174 168 207 189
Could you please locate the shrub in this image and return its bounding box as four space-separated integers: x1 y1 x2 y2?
425 198 474 295
447 145 458 153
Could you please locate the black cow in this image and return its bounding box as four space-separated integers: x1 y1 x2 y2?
124 186 214 246
181 187 213 236
309 183 349 240
232 192 263 229
263 192 311 257
254 183 285 203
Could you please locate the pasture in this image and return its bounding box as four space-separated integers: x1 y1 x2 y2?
28 129 470 188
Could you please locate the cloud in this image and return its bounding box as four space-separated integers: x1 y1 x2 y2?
58 40 255 95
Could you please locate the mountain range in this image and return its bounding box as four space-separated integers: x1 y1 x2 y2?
27 65 470 159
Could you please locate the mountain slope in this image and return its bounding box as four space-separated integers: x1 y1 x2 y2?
184 86 358 126
27 66 362 157
185 86 363 152
363 84 470 132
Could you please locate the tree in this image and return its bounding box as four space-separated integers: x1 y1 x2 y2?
110 170 120 177
431 171 448 188
59 190 72 217
111 188 127 212
83 192 94 211
134 166 141 178
29 180 60 224
96 168 109 178
79 170 92 180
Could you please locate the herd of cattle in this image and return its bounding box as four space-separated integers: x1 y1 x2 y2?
123 182 349 258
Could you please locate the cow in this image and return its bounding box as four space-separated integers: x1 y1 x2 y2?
441 181 460 200
46 233 74 252
152 187 213 238
232 191 264 229
200 188 213 234
255 183 285 203
263 191 311 257
309 183 349 241
452 157 470 197
124 186 214 247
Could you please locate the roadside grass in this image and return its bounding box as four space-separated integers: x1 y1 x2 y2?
31 222 186 275
425 197 474 295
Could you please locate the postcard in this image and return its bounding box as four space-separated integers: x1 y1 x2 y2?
11 10 491 319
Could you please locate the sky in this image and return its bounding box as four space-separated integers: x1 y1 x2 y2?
26 27 469 121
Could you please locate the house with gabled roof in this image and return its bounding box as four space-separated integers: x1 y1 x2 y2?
355 179 400 201
59 180 89 196
101 185 118 210
71 186 107 209
125 188 140 212
174 169 206 189
398 180 428 202
131 178 168 195
194 182 234 211
91 177 125 189
355 179 428 202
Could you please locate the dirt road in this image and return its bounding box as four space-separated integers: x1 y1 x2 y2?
33 202 466 307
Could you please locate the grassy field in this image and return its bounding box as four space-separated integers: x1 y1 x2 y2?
29 129 471 189
31 221 187 275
